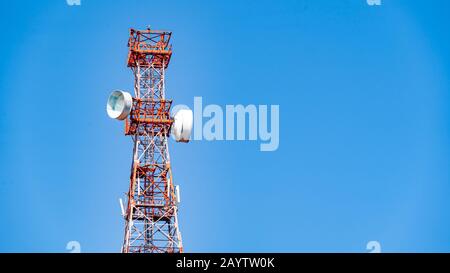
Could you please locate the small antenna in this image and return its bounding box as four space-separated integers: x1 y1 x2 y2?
119 198 125 217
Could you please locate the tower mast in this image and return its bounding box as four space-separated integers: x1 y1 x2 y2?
121 28 183 253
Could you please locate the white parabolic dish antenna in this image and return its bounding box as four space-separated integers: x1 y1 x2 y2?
107 90 133 120
172 109 193 143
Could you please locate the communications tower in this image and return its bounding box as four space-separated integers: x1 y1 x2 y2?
107 28 193 253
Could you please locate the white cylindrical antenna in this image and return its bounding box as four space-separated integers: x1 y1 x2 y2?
119 198 125 217
172 109 193 143
167 178 171 198
175 185 181 204
107 90 133 120
137 177 141 196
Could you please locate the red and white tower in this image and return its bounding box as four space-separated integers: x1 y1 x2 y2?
107 28 192 253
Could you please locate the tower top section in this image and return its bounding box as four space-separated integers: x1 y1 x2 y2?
127 28 172 68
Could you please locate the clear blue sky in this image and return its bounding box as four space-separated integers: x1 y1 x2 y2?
0 0 449 253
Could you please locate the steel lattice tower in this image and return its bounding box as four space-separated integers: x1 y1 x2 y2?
122 28 183 253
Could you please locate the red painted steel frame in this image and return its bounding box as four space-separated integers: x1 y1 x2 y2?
122 28 183 253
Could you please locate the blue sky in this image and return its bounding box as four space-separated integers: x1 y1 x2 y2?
0 0 449 253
